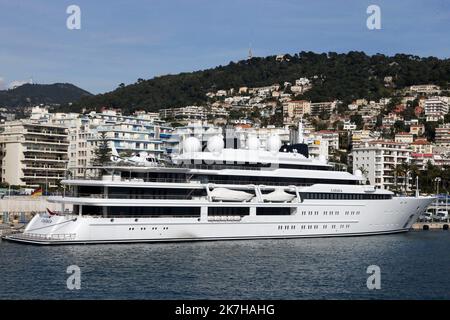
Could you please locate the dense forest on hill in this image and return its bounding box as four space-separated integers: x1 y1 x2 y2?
0 83 92 108
67 51 450 113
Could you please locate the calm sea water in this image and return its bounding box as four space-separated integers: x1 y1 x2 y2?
0 231 449 300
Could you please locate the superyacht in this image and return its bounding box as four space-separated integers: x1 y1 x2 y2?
4 128 434 244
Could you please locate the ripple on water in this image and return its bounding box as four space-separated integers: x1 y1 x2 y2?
0 232 449 299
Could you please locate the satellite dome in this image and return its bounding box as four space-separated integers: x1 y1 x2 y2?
182 137 201 153
266 135 282 153
354 169 363 177
206 127 217 134
247 136 260 150
318 155 326 163
207 135 224 154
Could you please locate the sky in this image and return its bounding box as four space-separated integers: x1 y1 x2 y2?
0 0 449 94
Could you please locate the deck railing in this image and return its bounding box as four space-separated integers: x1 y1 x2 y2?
12 233 76 241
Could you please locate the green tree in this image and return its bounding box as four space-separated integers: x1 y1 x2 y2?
357 166 369 185
93 132 112 166
229 109 245 120
350 115 363 130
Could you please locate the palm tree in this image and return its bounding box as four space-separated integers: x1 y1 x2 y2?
357 166 369 185
394 164 406 193
400 162 410 193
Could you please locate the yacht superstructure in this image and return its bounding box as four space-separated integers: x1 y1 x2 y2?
4 132 434 245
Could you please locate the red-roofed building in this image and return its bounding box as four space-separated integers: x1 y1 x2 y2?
411 139 433 154
393 104 406 114
410 153 433 170
410 152 450 170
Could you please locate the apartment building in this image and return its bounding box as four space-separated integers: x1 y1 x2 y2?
351 130 372 146
312 130 339 152
394 132 414 144
435 123 450 147
283 100 311 125
33 107 173 177
424 97 449 122
409 84 441 95
0 121 68 188
160 106 228 121
352 140 412 190
310 102 335 117
411 139 433 154
305 136 329 160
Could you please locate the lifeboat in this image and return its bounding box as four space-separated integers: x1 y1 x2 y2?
261 189 296 202
209 187 254 202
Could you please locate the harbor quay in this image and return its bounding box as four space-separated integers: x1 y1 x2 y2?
412 222 450 231
0 195 71 228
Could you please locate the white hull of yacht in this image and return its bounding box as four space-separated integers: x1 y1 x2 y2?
4 197 433 245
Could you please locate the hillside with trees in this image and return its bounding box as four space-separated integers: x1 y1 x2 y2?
68 51 450 114
0 83 92 108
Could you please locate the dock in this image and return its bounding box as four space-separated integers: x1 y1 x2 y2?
412 222 450 231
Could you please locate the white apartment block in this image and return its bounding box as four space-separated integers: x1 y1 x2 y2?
160 106 228 120
86 110 172 162
343 120 357 131
394 132 414 144
382 113 404 126
409 84 441 95
0 121 69 188
312 130 339 152
29 108 173 177
435 123 450 147
352 140 412 190
306 137 329 160
424 97 449 122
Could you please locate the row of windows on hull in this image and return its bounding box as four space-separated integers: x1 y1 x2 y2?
73 206 292 216
75 186 392 201
302 193 392 200
72 206 367 218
